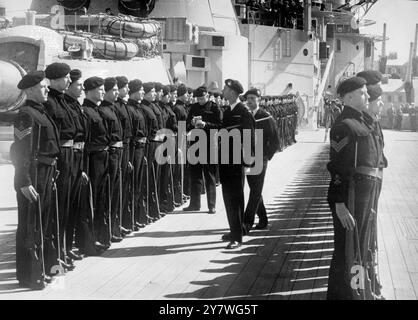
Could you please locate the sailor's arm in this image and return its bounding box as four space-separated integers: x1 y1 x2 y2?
11 112 39 202
327 122 356 230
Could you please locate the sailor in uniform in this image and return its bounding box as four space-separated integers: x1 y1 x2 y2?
63 69 88 260
242 88 279 233
44 62 76 271
11 71 60 289
327 76 386 300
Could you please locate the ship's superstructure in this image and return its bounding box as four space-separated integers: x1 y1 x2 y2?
0 0 383 129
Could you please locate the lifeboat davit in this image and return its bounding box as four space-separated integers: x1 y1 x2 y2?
100 15 161 39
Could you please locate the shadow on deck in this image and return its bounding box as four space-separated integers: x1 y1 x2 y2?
164 146 334 300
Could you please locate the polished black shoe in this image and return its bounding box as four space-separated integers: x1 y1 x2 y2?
111 236 123 243
221 233 232 242
159 212 167 217
133 225 140 232
59 259 75 272
242 224 252 236
226 241 242 249
120 227 132 236
43 275 53 283
67 250 83 261
254 221 268 230
182 194 190 201
19 279 45 290
174 202 182 208
208 208 216 214
135 222 146 228
183 206 200 212
94 241 108 250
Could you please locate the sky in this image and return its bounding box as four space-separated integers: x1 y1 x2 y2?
361 0 418 64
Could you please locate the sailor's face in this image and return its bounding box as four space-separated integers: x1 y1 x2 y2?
35 80 49 102
349 85 369 110
95 85 105 102
67 79 84 98
139 87 145 100
222 85 232 100
145 88 156 101
246 94 259 110
197 93 209 106
50 74 71 92
162 94 170 104
109 85 119 101
369 96 383 114
119 84 129 99
170 91 177 102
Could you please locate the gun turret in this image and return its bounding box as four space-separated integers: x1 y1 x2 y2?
0 60 26 118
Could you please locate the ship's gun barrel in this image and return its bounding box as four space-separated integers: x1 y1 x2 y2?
0 60 26 114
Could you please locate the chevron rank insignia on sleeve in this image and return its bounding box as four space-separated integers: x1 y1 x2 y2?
14 125 32 140
330 136 349 153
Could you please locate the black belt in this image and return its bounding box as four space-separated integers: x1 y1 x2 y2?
355 166 383 180
36 156 58 166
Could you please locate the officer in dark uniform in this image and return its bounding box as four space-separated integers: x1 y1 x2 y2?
140 82 162 220
64 69 88 261
220 79 256 249
44 62 76 271
327 76 386 300
11 71 60 289
114 76 134 232
158 85 178 212
99 77 125 242
185 86 221 213
126 80 148 228
82 77 110 252
242 88 279 233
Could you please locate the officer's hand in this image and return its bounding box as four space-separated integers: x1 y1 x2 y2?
81 172 89 185
20 185 39 203
335 203 355 230
195 120 205 129
128 162 134 172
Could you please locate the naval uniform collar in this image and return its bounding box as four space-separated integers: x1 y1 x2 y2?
48 87 65 97
26 99 46 111
117 97 127 105
230 99 240 111
64 93 78 104
142 99 153 106
342 105 364 120
176 100 185 106
83 99 100 109
128 99 141 107
251 106 260 116
101 100 114 107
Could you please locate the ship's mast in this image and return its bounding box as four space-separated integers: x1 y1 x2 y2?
381 23 386 58
406 24 418 83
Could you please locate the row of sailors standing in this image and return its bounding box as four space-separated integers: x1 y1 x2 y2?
10 63 205 290
10 62 290 289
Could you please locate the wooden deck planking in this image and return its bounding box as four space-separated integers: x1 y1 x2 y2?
1 130 418 299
